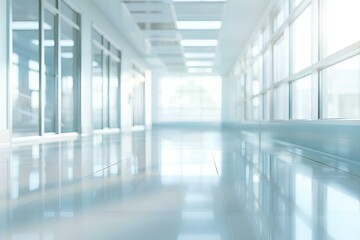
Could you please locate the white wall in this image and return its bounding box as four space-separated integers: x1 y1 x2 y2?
0 0 10 144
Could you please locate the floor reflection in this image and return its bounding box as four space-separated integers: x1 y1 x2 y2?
0 128 359 239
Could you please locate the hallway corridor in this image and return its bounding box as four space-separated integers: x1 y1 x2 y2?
1 128 359 240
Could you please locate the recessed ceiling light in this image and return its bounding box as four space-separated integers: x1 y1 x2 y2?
188 68 213 73
177 21 221 30
181 40 218 47
186 61 213 67
184 53 216 58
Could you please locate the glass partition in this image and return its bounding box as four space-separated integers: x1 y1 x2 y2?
12 0 40 137
12 0 81 137
92 29 121 130
44 10 57 133
61 20 79 133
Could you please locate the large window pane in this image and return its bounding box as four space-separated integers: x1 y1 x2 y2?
61 21 79 133
263 92 271 120
264 49 272 89
44 10 57 133
92 45 103 130
61 1 78 23
322 0 360 57
274 36 287 83
273 6 285 32
291 75 312 119
252 97 260 120
274 84 289 120
252 56 263 95
12 0 40 137
132 65 146 126
103 56 110 128
292 6 312 73
92 31 121 130
109 57 120 128
321 55 360 119
158 76 222 122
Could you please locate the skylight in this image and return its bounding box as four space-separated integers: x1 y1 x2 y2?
177 21 222 30
181 40 218 47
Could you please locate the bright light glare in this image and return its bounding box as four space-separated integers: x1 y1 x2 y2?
323 0 360 56
12 21 52 30
177 21 221 30
184 53 216 58
61 52 74 59
188 68 212 73
186 61 213 67
181 40 218 46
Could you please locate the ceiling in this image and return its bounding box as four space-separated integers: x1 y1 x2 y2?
94 0 270 75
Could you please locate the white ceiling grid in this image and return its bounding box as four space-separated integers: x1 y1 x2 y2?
123 0 226 74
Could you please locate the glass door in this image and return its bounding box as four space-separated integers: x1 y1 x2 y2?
92 29 121 131
44 10 57 133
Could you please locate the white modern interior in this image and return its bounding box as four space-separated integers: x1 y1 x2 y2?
0 0 359 239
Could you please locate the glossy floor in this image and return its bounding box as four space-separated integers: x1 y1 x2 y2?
0 127 360 240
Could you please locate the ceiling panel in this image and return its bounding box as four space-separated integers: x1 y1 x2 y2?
119 0 269 75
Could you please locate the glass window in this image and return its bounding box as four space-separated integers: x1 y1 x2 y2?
133 67 146 126
46 0 57 6
93 29 102 44
44 10 57 133
294 0 303 8
252 33 262 57
321 55 360 119
61 1 78 23
92 31 122 130
291 75 312 119
103 56 110 128
274 84 289 120
61 21 79 133
110 45 120 57
246 99 252 120
263 25 270 44
92 45 103 130
274 36 288 83
263 92 271 120
273 7 285 32
322 0 360 57
292 6 312 73
264 49 272 89
158 76 222 122
252 97 260 120
252 56 263 95
12 0 40 137
246 67 252 97
109 57 121 128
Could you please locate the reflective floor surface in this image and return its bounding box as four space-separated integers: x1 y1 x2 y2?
0 127 360 240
